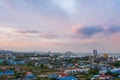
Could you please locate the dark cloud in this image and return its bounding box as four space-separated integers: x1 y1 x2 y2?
16 29 59 39
79 26 104 37
106 25 120 34
16 30 39 34
72 24 120 38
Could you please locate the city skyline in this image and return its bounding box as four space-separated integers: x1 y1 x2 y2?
0 0 120 53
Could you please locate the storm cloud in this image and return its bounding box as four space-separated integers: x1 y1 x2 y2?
79 26 104 37
72 24 120 38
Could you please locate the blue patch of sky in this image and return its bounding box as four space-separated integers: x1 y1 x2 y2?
3 0 67 18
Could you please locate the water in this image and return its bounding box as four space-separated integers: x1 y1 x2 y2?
76 53 120 57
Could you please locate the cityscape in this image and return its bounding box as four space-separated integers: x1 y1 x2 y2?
0 50 120 80
0 0 120 80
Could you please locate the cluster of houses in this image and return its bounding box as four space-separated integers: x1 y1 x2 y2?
25 71 36 80
0 50 120 80
0 57 26 65
0 69 36 80
48 73 78 80
91 74 114 80
0 70 15 76
47 63 120 80
90 64 120 80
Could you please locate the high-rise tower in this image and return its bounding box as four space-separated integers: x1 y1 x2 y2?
93 49 97 57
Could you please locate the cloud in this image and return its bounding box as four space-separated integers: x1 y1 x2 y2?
16 30 39 34
71 24 120 38
80 26 104 37
2 0 66 18
54 0 77 15
0 25 40 41
41 32 59 39
0 25 60 41
106 25 120 34
0 27 16 33
72 24 104 38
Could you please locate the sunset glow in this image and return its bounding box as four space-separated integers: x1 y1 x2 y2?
0 0 120 53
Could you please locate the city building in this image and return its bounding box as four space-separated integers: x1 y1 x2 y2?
93 49 98 57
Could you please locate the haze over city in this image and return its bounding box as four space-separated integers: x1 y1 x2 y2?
0 0 120 53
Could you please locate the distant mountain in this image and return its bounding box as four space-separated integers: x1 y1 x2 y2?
0 50 13 54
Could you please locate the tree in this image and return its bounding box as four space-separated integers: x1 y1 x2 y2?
106 71 119 77
40 64 48 69
88 68 99 75
110 61 120 67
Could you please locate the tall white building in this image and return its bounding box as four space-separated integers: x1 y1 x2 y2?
93 49 98 57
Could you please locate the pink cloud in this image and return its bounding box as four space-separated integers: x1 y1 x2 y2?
71 23 84 33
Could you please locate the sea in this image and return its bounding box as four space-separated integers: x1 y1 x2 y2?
77 53 120 57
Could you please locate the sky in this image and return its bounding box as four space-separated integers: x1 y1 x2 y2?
0 0 120 53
